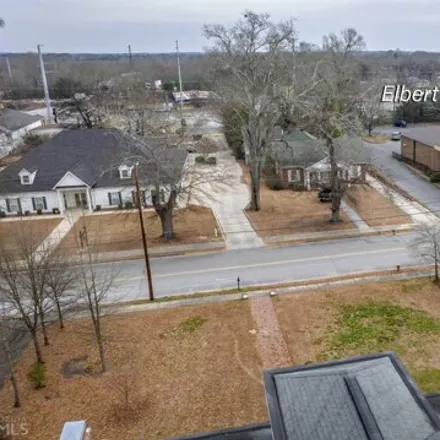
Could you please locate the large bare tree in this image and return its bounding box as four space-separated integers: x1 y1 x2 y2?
204 11 296 211
300 28 367 222
412 220 440 283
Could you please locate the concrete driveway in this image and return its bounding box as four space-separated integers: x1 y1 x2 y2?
364 140 440 214
189 149 264 250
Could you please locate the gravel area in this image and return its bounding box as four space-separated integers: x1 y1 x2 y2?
250 296 291 369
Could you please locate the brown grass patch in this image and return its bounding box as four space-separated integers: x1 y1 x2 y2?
0 302 266 440
59 205 223 254
273 278 440 391
363 135 390 144
247 187 354 237
0 218 61 253
345 184 411 227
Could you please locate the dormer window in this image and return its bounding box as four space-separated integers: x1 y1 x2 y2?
119 165 133 179
19 168 36 185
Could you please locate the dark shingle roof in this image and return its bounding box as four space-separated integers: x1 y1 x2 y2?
264 352 440 440
403 127 440 147
270 131 327 168
0 128 188 193
0 108 43 133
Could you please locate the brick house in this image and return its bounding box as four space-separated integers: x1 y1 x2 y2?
270 131 367 190
400 128 440 172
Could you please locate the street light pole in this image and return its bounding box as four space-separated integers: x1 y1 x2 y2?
37 44 52 123
134 163 154 301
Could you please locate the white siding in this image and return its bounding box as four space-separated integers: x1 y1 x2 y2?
55 172 88 188
92 185 163 209
0 191 59 215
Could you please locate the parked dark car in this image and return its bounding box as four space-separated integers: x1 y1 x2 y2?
393 120 407 128
318 187 332 202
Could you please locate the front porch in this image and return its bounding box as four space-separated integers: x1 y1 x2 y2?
56 188 93 214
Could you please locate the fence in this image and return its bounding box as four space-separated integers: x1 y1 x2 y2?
392 151 432 175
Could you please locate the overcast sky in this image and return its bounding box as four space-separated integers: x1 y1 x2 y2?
1 0 439 53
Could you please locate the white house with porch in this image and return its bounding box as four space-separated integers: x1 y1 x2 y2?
0 129 188 216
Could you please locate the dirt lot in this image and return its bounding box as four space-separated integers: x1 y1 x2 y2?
345 184 411 227
0 217 61 253
0 302 266 440
59 205 223 254
246 185 354 237
273 277 440 393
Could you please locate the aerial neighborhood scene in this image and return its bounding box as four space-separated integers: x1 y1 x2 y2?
4 2 440 439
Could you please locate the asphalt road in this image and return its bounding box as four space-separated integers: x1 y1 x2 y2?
104 233 422 303
364 140 440 213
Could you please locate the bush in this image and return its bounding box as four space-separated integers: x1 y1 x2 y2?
125 201 134 209
24 210 30 216
0 211 5 218
430 172 440 183
52 207 60 214
193 134 203 141
266 175 284 190
37 209 43 215
205 156 217 165
195 155 206 164
95 205 101 212
28 362 46 389
289 182 305 191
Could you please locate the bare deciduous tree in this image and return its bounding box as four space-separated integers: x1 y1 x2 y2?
300 28 367 222
412 221 440 283
0 303 24 408
204 11 296 211
74 241 118 373
0 224 55 363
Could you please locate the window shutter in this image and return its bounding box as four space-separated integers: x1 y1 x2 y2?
108 192 112 206
142 190 146 205
118 192 122 205
6 199 10 212
17 199 22 212
132 190 136 204
43 197 47 210
32 197 36 210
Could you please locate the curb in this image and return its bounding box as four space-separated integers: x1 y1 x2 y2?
100 266 434 315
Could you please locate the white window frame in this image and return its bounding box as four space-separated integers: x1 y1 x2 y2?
120 169 130 179
34 197 45 211
109 192 121 205
288 169 301 182
21 174 30 184
7 198 20 212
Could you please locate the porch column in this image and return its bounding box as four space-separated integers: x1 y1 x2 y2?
86 188 93 213
57 190 65 215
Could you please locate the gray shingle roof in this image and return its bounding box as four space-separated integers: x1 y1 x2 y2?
0 128 188 193
0 108 43 133
403 127 440 147
270 132 328 168
264 352 440 440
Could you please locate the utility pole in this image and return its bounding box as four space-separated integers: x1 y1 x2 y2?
134 163 154 301
37 44 52 123
175 40 184 118
5 57 12 79
128 44 133 71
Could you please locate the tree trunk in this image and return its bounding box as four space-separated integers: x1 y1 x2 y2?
95 327 106 373
435 256 439 283
249 164 261 211
368 123 372 136
55 299 64 330
329 138 342 223
159 209 174 240
6 351 20 408
30 329 44 364
38 306 49 346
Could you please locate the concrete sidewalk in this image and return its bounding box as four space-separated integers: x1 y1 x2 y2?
366 173 438 225
68 241 226 263
264 223 413 245
34 210 82 259
341 200 371 232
